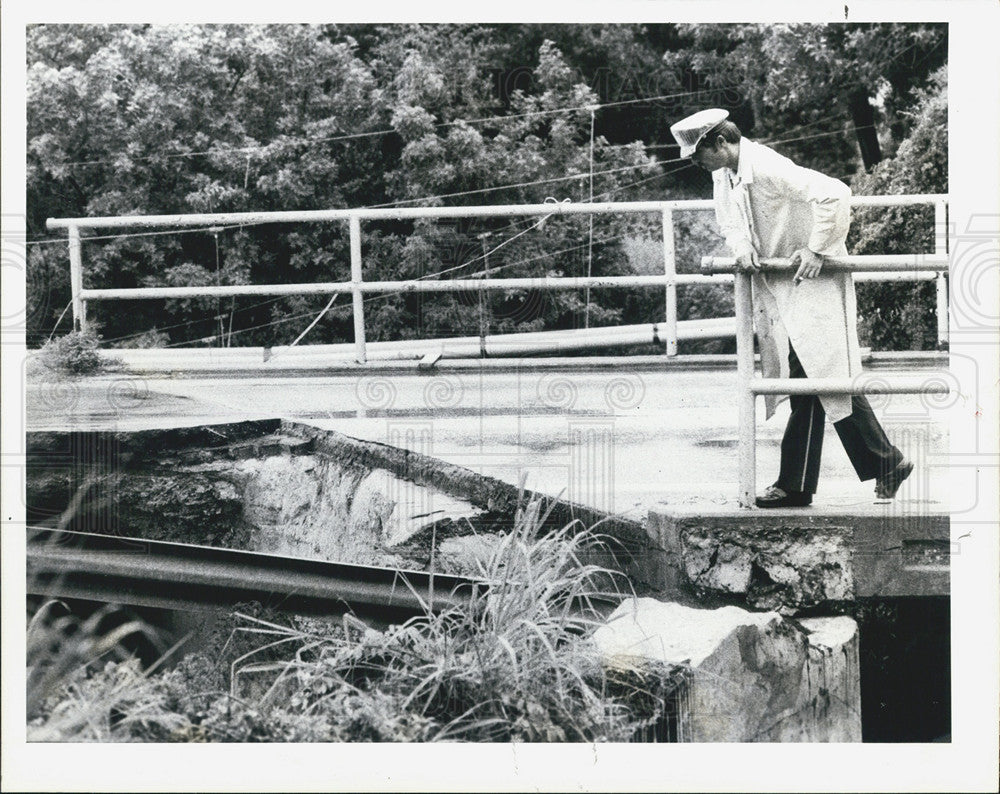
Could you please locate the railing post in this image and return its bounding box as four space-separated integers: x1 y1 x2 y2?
349 214 367 363
662 207 678 356
734 270 756 508
68 225 87 333
934 200 949 349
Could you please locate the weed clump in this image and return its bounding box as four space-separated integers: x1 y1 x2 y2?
249 499 641 742
31 330 118 377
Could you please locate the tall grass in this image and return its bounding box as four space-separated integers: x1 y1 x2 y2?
26 600 174 741
248 496 641 741
28 495 674 742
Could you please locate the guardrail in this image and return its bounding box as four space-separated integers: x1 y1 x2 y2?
46 195 948 361
701 254 951 508
27 527 479 620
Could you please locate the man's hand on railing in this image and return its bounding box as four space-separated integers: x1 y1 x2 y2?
792 248 825 284
734 241 760 273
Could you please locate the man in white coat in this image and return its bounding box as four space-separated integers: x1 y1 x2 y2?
671 108 913 507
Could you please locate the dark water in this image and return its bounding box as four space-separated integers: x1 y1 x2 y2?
856 596 951 742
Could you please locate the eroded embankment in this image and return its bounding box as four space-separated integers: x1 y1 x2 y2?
26 418 650 576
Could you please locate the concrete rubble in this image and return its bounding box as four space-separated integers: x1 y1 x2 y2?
644 503 949 610
592 597 862 742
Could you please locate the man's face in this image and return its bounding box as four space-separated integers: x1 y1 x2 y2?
690 137 728 172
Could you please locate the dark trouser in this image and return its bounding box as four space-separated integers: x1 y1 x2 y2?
775 345 904 495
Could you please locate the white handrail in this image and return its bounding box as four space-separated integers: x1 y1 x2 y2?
79 274 719 301
46 194 949 361
43 194 950 230
728 258 951 507
702 255 948 272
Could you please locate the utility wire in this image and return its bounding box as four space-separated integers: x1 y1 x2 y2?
44 84 740 170
101 293 287 345
25 221 252 246
34 31 934 174
585 106 596 328
35 121 881 345
158 230 626 347
25 123 874 248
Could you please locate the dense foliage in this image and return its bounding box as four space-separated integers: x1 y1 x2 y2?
26 23 947 351
849 66 948 350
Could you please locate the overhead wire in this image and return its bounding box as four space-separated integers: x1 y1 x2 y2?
39 121 881 346
43 83 741 171
25 121 873 249
150 219 629 348
101 293 287 345
25 221 253 247
157 303 341 348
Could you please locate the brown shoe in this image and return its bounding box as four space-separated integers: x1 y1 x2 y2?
875 458 914 499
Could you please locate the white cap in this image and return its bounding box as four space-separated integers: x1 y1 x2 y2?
670 108 730 158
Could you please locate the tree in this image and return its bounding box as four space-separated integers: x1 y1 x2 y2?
661 23 947 175
367 37 662 337
27 27 664 346
26 24 947 351
27 24 388 345
849 66 947 351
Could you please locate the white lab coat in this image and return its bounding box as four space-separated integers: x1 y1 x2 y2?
713 138 861 422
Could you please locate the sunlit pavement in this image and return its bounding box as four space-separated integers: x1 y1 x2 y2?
26 364 952 522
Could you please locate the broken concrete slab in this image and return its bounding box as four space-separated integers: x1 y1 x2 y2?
642 502 949 610
286 420 648 546
592 598 862 742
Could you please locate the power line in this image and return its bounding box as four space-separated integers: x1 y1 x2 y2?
100 293 288 345
26 122 877 249
29 160 675 247
159 304 337 348
24 221 252 247
85 128 853 348
32 122 874 249
31 121 875 345
42 84 739 171
31 118 866 344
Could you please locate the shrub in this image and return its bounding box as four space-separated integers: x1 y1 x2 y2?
33 330 115 376
225 498 648 742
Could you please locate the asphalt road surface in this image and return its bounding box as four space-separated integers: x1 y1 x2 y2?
26 363 954 521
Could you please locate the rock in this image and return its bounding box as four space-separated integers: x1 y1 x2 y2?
434 533 506 575
681 527 854 610
592 597 862 742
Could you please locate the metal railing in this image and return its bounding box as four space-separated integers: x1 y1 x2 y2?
46 195 949 361
701 251 951 508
